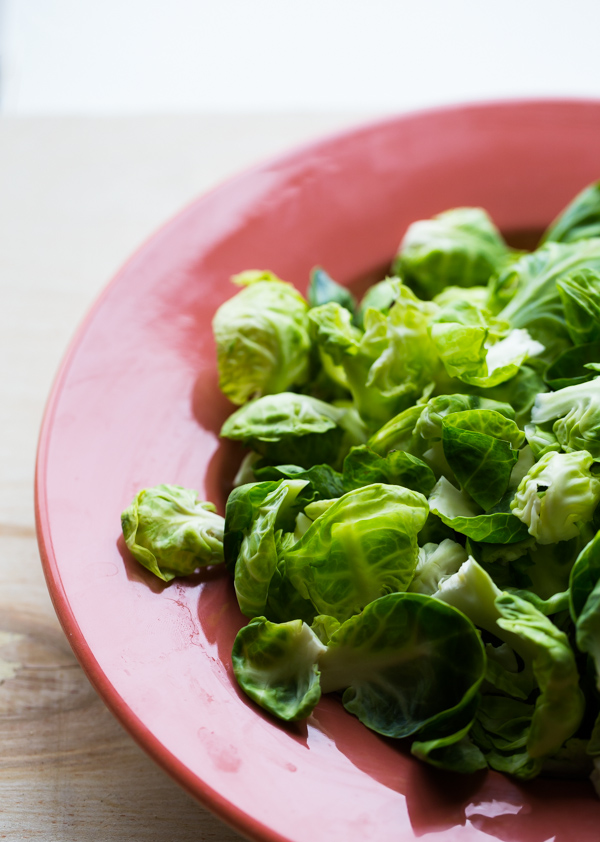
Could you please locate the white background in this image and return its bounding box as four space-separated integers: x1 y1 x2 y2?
3 0 600 114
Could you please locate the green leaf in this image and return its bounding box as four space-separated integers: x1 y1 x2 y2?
433 284 490 309
463 364 546 429
521 539 580 602
342 445 436 497
430 301 543 388
265 555 317 625
524 424 561 460
434 557 520 646
411 720 488 774
225 481 289 576
220 392 365 469
213 271 311 404
121 485 224 581
437 563 584 767
232 617 325 720
253 462 346 500
504 588 570 616
442 410 523 510
223 478 311 576
319 592 486 738
361 286 439 422
544 341 600 390
429 321 487 378
309 289 441 430
394 207 510 298
542 181 600 244
367 393 515 475
285 483 429 622
367 404 425 456
308 302 393 429
484 643 534 700
475 695 534 752
575 580 600 690
557 269 600 346
356 277 398 327
570 531 600 621
493 240 600 354
307 301 363 365
429 477 529 543
496 593 585 759
227 480 310 618
307 266 356 314
472 696 542 779
310 614 341 645
221 392 342 442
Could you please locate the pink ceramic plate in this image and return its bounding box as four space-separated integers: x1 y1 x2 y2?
36 101 600 842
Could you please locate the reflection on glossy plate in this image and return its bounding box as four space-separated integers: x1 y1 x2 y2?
36 101 600 842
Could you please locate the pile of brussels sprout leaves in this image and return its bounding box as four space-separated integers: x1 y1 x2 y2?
122 180 600 791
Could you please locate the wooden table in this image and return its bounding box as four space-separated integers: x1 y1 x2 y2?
0 113 372 840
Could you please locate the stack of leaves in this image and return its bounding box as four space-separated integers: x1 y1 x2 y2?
122 180 600 789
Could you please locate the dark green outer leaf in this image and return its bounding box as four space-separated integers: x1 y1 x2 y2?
308 266 356 314
471 695 543 780
223 480 310 576
570 530 600 621
443 425 518 511
544 341 600 390
342 445 436 496
232 480 310 618
266 559 317 624
542 181 600 244
254 428 345 470
224 481 279 576
475 695 534 752
442 410 522 511
253 462 346 500
356 278 398 327
575 579 600 688
320 592 486 739
232 617 324 721
411 715 487 774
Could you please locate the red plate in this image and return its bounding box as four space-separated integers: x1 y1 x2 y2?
36 101 600 842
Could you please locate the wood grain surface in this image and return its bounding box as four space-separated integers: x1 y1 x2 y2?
0 113 371 840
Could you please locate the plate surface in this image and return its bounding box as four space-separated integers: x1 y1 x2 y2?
36 101 600 842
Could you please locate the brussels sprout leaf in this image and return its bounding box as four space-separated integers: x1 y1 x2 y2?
232 617 325 720
308 266 356 314
319 592 486 739
213 272 311 404
121 485 224 582
285 483 428 621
